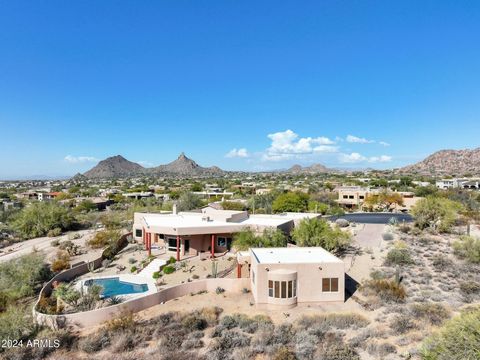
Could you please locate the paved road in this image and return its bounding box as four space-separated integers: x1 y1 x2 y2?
327 212 412 224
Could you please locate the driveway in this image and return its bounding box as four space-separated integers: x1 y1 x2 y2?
0 229 96 263
328 212 412 224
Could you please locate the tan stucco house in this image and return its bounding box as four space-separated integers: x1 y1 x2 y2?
238 247 345 308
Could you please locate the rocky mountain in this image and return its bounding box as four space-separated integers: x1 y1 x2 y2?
81 153 225 179
286 163 330 174
149 153 224 177
400 148 480 175
83 155 145 179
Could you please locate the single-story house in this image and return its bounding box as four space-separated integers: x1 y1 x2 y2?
132 207 321 260
238 247 345 308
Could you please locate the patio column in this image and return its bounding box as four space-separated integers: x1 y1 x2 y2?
176 235 180 261
142 227 146 244
211 234 215 258
147 233 151 257
237 263 242 278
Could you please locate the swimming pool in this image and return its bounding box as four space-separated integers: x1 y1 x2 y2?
84 277 149 297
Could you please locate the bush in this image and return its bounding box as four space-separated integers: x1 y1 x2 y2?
411 196 463 233
51 250 71 272
50 239 60 247
216 287 225 294
385 247 414 266
296 313 369 330
12 202 75 239
410 302 450 325
421 306 480 359
152 271 161 279
167 256 177 264
361 279 406 303
47 227 62 237
459 281 480 295
273 346 296 360
130 266 137 273
452 235 480 263
88 230 121 249
78 331 111 353
163 265 175 274
390 314 416 334
128 258 137 264
292 218 352 254
431 255 453 270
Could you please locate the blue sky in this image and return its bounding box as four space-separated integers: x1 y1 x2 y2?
1 1 479 178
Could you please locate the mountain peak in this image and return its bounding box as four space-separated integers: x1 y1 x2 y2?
178 152 187 159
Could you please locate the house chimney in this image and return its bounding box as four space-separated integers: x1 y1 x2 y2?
173 203 177 215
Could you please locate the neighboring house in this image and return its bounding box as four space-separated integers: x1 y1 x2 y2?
336 186 372 208
434 178 480 189
132 207 321 260
38 192 61 201
237 247 345 308
122 191 154 200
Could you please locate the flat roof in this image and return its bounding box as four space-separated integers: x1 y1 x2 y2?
250 247 342 264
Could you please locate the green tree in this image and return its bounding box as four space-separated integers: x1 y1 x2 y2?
233 228 287 251
176 192 203 211
292 218 351 253
272 192 309 213
75 200 98 213
411 196 463 232
421 307 480 360
12 202 75 239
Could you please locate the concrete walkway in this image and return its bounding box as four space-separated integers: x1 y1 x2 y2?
138 258 167 280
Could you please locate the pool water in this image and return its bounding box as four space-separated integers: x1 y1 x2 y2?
85 277 148 297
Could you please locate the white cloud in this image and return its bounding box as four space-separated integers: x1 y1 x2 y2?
379 141 390 147
263 130 337 161
225 148 249 158
64 155 99 163
339 152 367 163
346 135 375 144
339 152 392 163
368 155 392 163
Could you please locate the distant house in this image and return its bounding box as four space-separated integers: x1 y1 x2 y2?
122 191 154 200
237 247 345 308
38 192 62 201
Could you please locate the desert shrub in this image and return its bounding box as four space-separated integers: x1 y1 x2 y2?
182 314 208 331
367 341 396 357
318 342 360 360
210 329 250 350
181 331 204 350
452 235 480 263
47 227 62 237
51 250 71 272
215 287 225 294
385 247 414 266
431 255 453 270
294 330 318 360
411 197 462 233
390 314 416 334
109 331 136 353
0 306 36 341
398 223 411 233
459 280 480 295
192 274 199 279
382 232 394 241
104 312 137 332
167 256 177 264
78 330 111 353
296 313 369 331
0 252 52 303
220 313 272 334
152 271 161 279
272 346 296 360
410 303 450 326
163 265 175 274
88 229 121 249
361 279 406 303
130 266 137 273
50 239 60 247
128 258 136 264
12 201 75 239
421 306 480 360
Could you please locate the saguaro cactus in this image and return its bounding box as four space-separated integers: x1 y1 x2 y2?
211 261 218 278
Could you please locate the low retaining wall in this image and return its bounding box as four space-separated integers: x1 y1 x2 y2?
34 278 250 329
